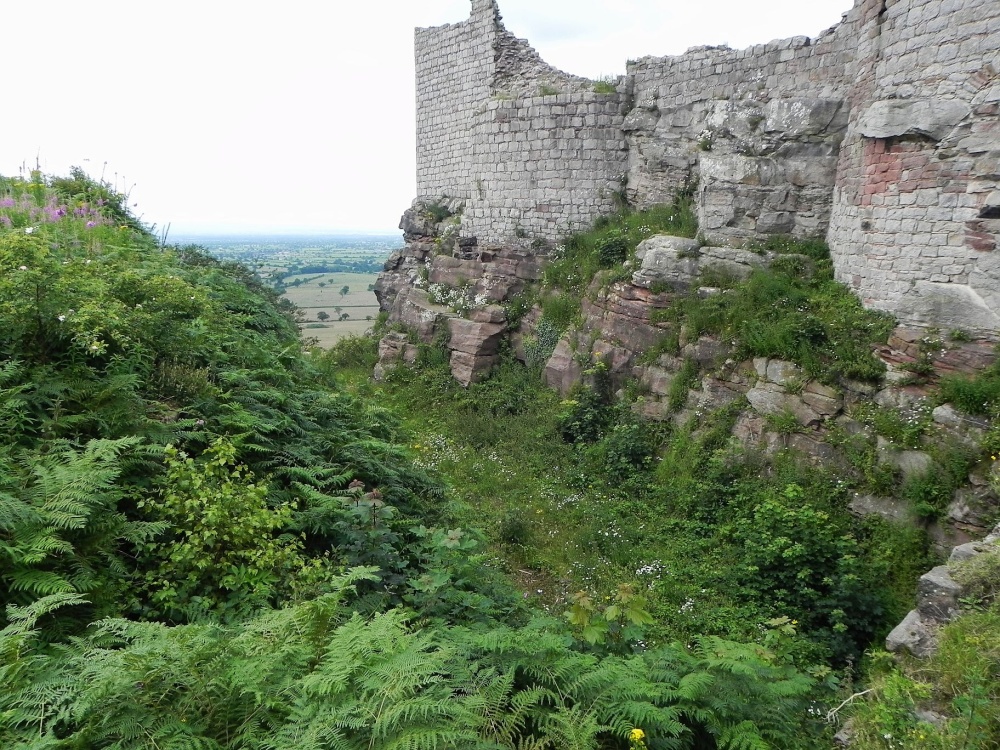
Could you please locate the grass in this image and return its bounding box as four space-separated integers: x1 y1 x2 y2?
313 180 995 739
660 240 896 383
849 598 1000 749
667 357 699 412
281 271 377 310
280 270 380 344
851 402 931 449
938 365 1000 418
321 213 930 665
332 345 928 663
543 197 698 298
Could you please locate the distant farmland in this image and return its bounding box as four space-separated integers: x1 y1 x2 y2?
183 233 399 346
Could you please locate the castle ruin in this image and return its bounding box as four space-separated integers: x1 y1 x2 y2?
413 0 1000 336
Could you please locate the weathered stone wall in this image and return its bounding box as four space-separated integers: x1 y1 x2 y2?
463 92 628 243
414 0 629 244
828 0 1000 337
414 0 499 200
625 16 858 243
414 0 1000 335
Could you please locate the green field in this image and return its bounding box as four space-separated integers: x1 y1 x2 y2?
283 271 380 345
189 234 396 347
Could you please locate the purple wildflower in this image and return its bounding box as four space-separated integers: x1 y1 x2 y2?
86 221 96 228
0 198 14 208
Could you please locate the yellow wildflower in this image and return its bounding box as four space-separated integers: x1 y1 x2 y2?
629 729 645 742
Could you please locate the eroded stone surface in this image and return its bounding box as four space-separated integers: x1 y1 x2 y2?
857 99 971 142
412 0 1000 340
917 566 962 622
886 609 939 658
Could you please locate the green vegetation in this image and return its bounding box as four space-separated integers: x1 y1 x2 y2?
655 242 895 383
939 362 1000 418
542 195 698 297
357 339 923 670
341 214 997 747
3 171 997 748
0 172 848 749
848 548 1000 749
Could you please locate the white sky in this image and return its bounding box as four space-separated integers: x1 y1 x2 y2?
2 0 852 236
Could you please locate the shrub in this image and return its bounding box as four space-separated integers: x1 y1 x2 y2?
497 509 532 546
671 240 894 383
136 439 303 621
523 317 562 368
423 200 452 223
939 368 1000 417
321 333 379 370
543 194 698 296
733 484 884 662
559 364 614 443
539 291 581 331
902 444 975 519
596 230 629 268
667 357 699 412
852 402 931 449
591 420 658 480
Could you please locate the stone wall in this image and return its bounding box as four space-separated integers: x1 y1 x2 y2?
414 0 499 200
414 0 629 245
829 0 1000 337
625 17 858 243
463 92 628 243
414 0 1000 335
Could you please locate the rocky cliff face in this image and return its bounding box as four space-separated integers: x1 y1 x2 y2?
886 523 1000 658
374 198 544 386
376 206 998 554
396 0 1000 673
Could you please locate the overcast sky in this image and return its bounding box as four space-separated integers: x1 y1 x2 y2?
3 0 852 236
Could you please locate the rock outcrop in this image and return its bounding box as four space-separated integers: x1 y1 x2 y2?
376 215 1000 659
886 523 1000 658
374 199 544 386
378 216 999 542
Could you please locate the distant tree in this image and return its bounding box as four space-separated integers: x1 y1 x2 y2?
340 285 350 298
340 312 350 321
316 311 330 321
367 283 375 292
334 306 342 315
318 282 326 288
366 315 373 321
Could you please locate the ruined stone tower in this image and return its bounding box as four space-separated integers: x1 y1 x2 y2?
413 0 1000 335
